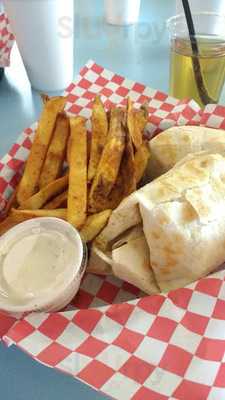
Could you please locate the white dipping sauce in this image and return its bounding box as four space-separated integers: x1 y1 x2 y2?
2 230 75 299
0 218 85 312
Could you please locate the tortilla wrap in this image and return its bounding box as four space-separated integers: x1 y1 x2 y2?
148 125 225 179
87 246 112 275
96 152 225 293
112 235 159 295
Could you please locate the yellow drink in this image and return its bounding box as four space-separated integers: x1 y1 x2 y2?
169 36 225 108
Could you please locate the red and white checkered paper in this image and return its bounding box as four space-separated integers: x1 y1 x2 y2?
2 60 225 400
0 13 14 67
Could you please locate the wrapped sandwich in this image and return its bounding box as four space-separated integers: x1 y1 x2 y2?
148 125 225 179
89 151 225 293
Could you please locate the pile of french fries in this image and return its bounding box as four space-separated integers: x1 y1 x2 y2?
0 95 150 243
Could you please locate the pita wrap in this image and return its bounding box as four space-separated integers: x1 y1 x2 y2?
95 192 142 251
139 152 225 291
87 225 144 276
87 246 112 275
112 224 144 250
148 125 225 179
112 235 159 295
96 152 225 293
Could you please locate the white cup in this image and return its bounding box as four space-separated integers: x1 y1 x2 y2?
3 0 74 92
104 0 141 26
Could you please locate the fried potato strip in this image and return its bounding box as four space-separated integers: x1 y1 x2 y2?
88 96 108 182
44 190 68 210
19 174 68 210
67 117 87 228
17 96 66 204
39 112 70 188
88 108 125 212
134 141 150 184
80 209 112 242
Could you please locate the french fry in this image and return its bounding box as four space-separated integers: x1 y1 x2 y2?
134 141 151 184
17 96 66 204
88 179 124 213
41 93 50 104
80 209 112 242
0 207 68 236
135 108 148 135
121 124 136 197
3 189 18 216
67 135 72 164
10 208 67 220
44 190 68 210
127 98 148 150
88 96 108 182
67 117 87 228
87 131 92 165
67 133 91 166
39 112 70 188
127 98 142 150
19 174 68 210
90 130 137 213
88 108 126 211
0 215 26 236
141 102 149 118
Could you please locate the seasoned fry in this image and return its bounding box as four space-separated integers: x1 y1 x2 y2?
68 117 87 228
90 129 137 213
88 96 108 182
140 102 149 120
44 190 68 210
17 96 66 204
121 125 136 197
19 174 68 210
67 131 91 167
134 141 151 184
4 189 18 216
10 208 67 220
127 98 142 150
67 135 72 164
88 178 124 213
41 93 50 104
0 207 68 236
88 108 126 211
135 108 148 135
39 112 70 188
87 131 92 165
0 215 26 236
127 98 148 150
80 210 112 242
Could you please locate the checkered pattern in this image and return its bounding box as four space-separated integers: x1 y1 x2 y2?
2 60 225 400
0 13 14 67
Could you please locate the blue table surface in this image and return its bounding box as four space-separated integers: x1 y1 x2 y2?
1 1 225 399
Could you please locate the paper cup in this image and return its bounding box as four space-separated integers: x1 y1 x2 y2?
104 0 141 26
3 0 74 91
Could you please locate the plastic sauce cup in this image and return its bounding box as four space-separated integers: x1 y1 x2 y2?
0 217 87 313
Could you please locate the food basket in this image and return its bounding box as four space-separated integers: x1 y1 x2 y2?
1 60 225 400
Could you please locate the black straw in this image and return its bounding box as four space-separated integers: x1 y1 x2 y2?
181 0 215 105
181 0 199 55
